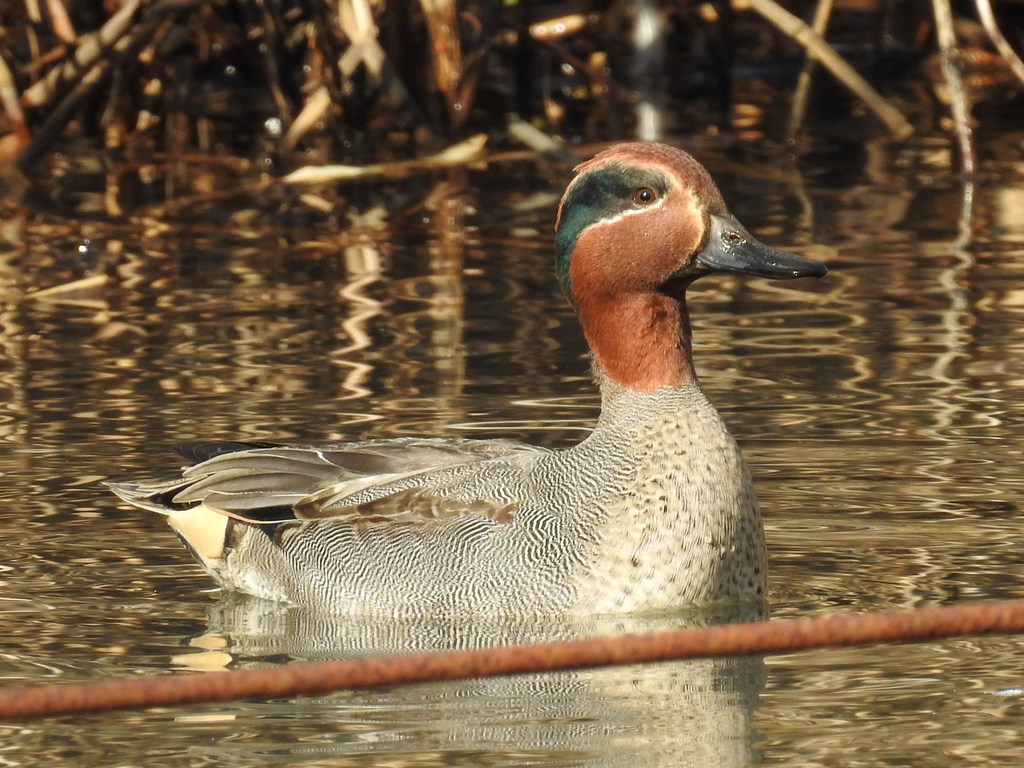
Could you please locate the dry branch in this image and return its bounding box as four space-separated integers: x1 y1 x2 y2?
283 133 487 183
22 0 141 108
787 0 835 138
974 0 1024 89
43 0 77 43
0 53 28 144
746 0 914 139
932 0 975 173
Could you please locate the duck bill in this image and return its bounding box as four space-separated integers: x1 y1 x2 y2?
696 214 827 279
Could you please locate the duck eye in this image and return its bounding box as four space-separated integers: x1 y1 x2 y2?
633 187 656 206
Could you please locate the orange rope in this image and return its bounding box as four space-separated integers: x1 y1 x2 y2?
2 598 1024 720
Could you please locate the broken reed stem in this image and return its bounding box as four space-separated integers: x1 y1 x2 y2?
43 0 77 43
15 58 113 171
0 52 29 143
250 2 294 124
337 0 385 79
787 0 835 138
0 599 1023 720
931 0 974 174
934 0 977 247
281 86 332 151
419 0 464 123
974 0 1024 89
746 0 913 139
21 0 140 108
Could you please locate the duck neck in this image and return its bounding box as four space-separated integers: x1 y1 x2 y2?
576 291 697 394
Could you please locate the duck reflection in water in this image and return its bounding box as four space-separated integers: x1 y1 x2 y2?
183 592 768 768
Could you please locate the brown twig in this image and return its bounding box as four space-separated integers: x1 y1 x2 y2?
283 133 487 183
15 57 114 171
973 0 1024 89
249 0 293 124
0 52 29 144
23 0 42 24
419 0 464 124
43 0 77 44
15 0 208 171
932 0 975 174
22 0 141 108
280 86 332 151
746 0 914 139
1 599 1024 720
337 0 386 79
787 0 835 138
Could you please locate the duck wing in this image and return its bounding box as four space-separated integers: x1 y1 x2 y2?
110 437 547 527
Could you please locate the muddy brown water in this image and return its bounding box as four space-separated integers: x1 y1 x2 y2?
0 134 1023 766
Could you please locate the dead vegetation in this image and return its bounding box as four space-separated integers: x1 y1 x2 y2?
0 0 1021 208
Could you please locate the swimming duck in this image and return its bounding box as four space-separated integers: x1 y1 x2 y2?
109 142 826 617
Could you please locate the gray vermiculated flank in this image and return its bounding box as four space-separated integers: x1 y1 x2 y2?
137 373 767 616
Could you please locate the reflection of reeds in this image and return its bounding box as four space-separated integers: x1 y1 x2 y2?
332 242 383 400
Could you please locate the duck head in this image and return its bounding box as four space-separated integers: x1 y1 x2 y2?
554 142 827 394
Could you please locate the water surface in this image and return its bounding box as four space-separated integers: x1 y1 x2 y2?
1 135 1023 765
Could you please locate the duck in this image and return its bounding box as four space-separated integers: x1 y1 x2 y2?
109 142 826 617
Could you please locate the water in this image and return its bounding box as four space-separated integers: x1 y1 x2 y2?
1 134 1024 765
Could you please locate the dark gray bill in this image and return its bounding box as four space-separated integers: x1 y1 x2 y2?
696 214 827 279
